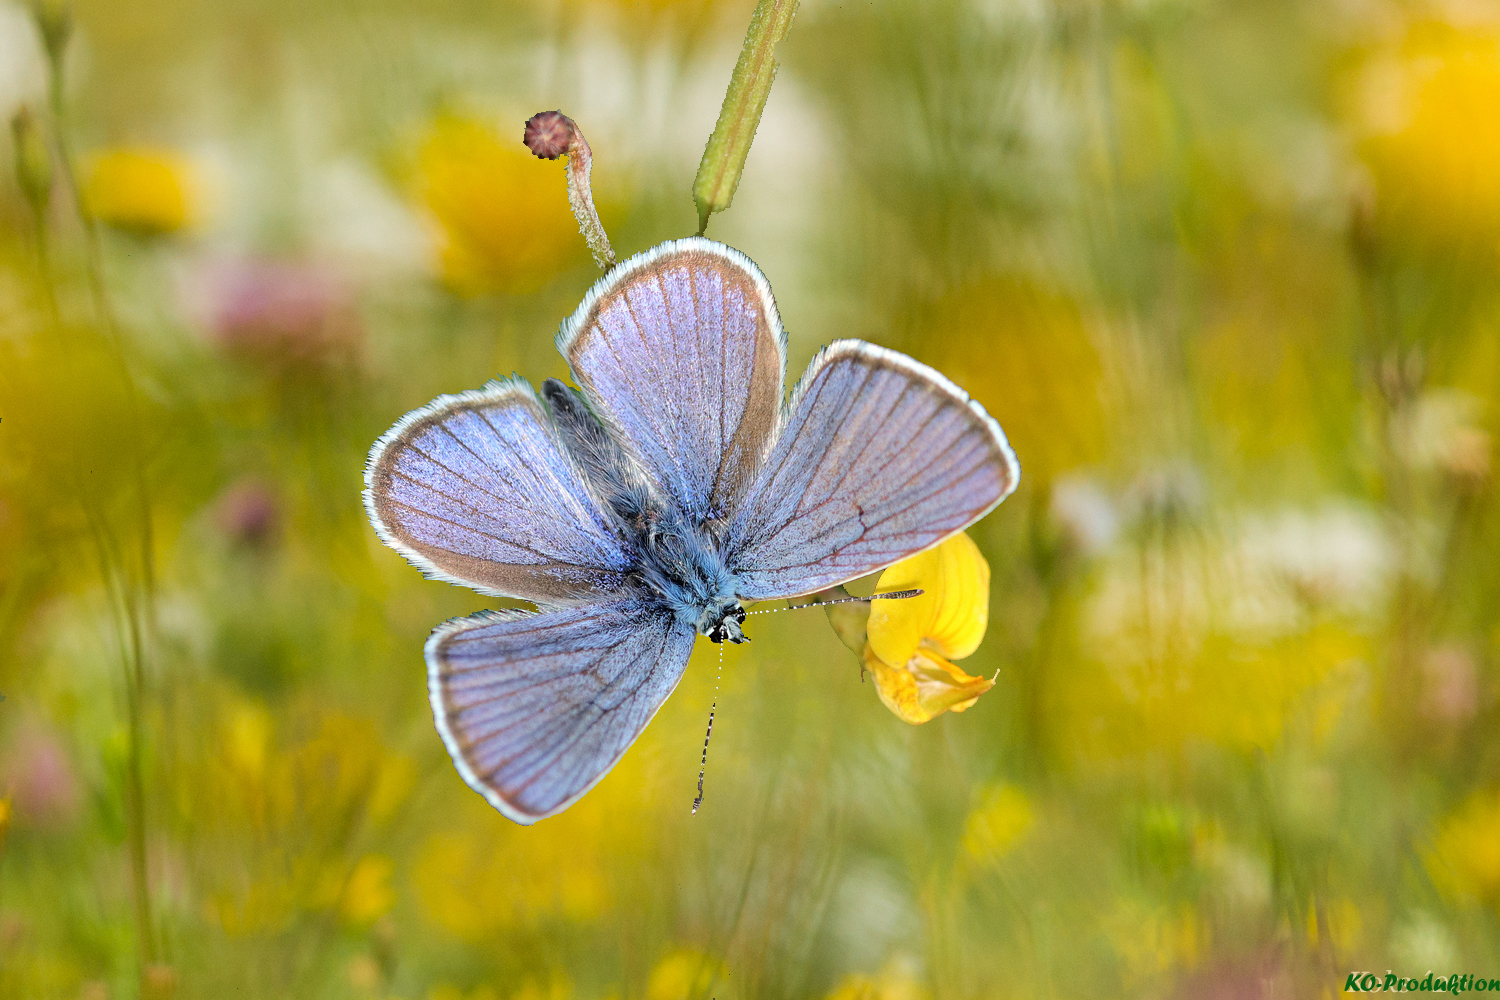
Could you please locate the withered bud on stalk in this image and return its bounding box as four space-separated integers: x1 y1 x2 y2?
523 110 615 270
523 111 575 160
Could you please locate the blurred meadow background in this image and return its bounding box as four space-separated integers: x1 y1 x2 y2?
3 0 1500 997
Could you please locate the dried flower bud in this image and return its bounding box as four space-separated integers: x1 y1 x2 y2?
523 111 577 160
522 110 615 270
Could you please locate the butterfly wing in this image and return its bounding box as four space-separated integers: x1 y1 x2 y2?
428 599 697 823
728 340 1020 601
364 378 633 604
558 238 786 524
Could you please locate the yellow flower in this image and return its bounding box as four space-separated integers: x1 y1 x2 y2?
413 114 584 295
926 278 1106 483
341 854 396 925
413 825 608 940
512 977 570 1000
863 531 995 724
1426 789 1500 908
82 147 199 234
821 961 929 1000
1356 26 1500 243
960 783 1034 865
646 949 725 1000
1105 900 1201 985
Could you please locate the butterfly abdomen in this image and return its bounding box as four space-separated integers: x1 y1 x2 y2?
542 378 653 524
543 376 744 639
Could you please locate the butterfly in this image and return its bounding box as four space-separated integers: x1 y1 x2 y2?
363 238 1019 824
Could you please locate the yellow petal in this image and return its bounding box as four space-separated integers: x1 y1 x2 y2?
864 645 996 725
867 532 990 666
866 547 940 666
924 530 990 659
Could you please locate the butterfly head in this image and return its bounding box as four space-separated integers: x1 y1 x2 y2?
699 598 749 645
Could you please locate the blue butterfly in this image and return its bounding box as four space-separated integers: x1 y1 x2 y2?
364 238 1019 824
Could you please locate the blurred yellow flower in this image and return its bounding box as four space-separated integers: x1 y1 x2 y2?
1106 900 1200 985
926 278 1106 483
512 977 571 1000
413 826 608 940
82 147 199 234
1357 25 1500 242
428 986 500 1000
821 961 929 1000
341 854 396 925
1057 504 1371 765
1305 896 1363 954
1061 620 1363 762
863 532 994 724
646 949 725 1000
413 114 584 295
960 783 1034 865
194 706 415 936
223 701 272 783
1426 789 1500 908
0 796 11 850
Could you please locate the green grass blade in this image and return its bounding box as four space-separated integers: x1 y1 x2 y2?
692 0 800 234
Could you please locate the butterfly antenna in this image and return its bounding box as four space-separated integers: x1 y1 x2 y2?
692 642 723 815
745 588 923 616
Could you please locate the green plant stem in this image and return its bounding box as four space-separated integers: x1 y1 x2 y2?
46 55 119 339
692 0 799 234
82 502 155 972
26 204 62 326
38 22 161 976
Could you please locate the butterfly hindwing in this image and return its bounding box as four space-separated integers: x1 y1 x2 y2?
558 238 787 524
728 340 1019 601
364 379 634 604
427 599 697 824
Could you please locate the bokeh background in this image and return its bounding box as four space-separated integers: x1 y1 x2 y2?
3 0 1500 997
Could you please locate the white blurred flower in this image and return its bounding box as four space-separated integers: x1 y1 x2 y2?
1230 504 1394 630
0 4 45 120
1050 473 1118 556
1087 501 1392 671
1394 389 1491 481
307 158 429 280
1121 462 1206 528
1391 911 1458 973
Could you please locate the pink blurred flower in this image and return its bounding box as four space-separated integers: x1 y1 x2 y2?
1170 948 1296 1000
213 479 280 549
1422 645 1479 724
190 257 361 366
1 722 81 829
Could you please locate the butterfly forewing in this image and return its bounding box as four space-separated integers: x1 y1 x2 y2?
364 379 633 604
559 238 786 524
428 599 697 823
728 341 1019 601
